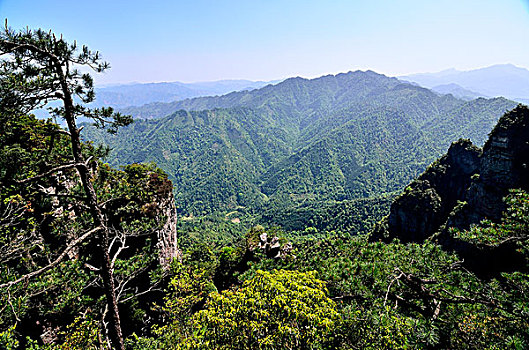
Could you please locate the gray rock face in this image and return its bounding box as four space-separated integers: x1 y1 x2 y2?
158 191 181 269
373 104 529 243
387 180 443 242
461 106 529 225
373 138 480 242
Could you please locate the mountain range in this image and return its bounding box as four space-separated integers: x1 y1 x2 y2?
83 70 518 230
87 64 529 113
92 79 281 109
400 64 529 103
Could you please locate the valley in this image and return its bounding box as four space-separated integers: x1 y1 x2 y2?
2 4 529 346
83 70 517 232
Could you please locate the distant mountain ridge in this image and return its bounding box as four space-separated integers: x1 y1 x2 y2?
92 79 281 108
400 64 529 102
84 70 517 229
120 70 454 120
90 64 528 112
431 83 486 101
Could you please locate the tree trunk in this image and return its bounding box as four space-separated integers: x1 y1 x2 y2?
56 65 124 350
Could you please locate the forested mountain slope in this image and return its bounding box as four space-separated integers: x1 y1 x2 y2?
3 22 529 349
84 71 517 228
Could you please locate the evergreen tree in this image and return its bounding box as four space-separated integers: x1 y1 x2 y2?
0 23 132 349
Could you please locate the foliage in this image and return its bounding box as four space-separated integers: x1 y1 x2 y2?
56 315 103 350
261 193 394 232
2 22 529 350
176 211 252 251
0 24 174 348
180 269 339 350
454 189 529 248
0 113 174 347
0 325 19 349
146 255 218 349
242 191 529 349
0 25 131 133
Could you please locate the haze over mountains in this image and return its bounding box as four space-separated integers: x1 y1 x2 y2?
88 64 529 113
92 79 281 108
84 70 517 229
429 84 486 101
400 64 529 104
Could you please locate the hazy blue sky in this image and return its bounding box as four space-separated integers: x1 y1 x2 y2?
1 0 528 84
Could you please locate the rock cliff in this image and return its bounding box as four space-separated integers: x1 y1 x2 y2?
157 190 181 269
371 139 481 242
372 104 529 245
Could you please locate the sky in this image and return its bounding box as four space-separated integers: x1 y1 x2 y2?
0 0 528 85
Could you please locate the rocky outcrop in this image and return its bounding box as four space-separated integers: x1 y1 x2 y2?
255 232 293 259
447 105 529 230
372 104 529 244
372 138 481 242
157 192 181 269
246 225 293 260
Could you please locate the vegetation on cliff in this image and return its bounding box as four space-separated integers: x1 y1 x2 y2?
0 25 177 349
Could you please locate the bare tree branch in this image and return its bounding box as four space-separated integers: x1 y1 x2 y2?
16 162 84 184
0 226 101 289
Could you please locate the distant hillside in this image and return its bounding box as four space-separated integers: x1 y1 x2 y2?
84 70 517 229
92 79 279 109
431 83 486 100
400 64 529 102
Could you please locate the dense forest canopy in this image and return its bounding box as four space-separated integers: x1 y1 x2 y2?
1 25 528 350
84 71 516 231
